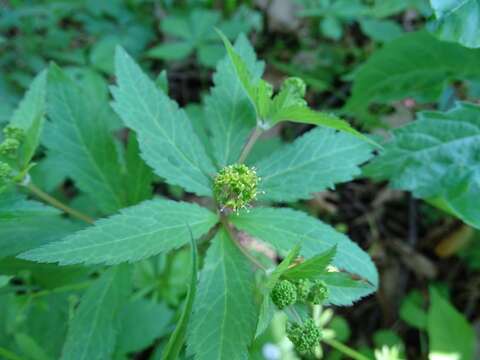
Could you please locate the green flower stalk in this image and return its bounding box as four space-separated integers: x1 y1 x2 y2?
213 164 259 212
308 280 329 304
3 125 25 141
271 279 297 309
286 318 321 353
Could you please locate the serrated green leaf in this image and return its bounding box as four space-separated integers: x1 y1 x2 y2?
204 34 264 168
319 272 375 306
345 31 480 122
364 102 480 229
19 199 217 266
61 265 131 360
117 299 173 354
162 227 198 360
255 127 373 202
111 47 216 197
283 246 336 280
269 106 377 147
44 64 125 214
123 133 153 206
217 30 258 111
188 227 257 360
429 0 480 48
9 70 47 169
230 207 378 289
265 244 301 290
427 287 475 360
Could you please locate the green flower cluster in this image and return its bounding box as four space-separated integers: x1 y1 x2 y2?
271 278 330 309
286 319 321 353
213 163 259 212
0 125 24 158
271 279 297 309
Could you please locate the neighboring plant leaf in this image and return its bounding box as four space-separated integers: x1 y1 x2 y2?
188 227 258 360
256 127 373 202
61 265 131 360
427 287 475 360
283 246 336 280
117 299 173 355
364 102 480 229
44 64 126 214
230 207 378 289
400 290 427 330
111 47 216 197
429 0 480 48
9 70 47 169
204 33 264 168
19 199 217 265
162 226 198 360
265 244 301 290
345 31 480 121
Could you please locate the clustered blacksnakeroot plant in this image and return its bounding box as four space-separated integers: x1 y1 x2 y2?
1 31 379 359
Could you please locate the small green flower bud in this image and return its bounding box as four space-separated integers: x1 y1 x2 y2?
307 280 329 304
271 279 297 309
295 279 312 302
3 125 25 141
0 162 12 180
213 164 259 212
0 138 20 157
286 319 321 353
281 77 306 98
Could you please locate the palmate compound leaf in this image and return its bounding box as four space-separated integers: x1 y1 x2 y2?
230 207 378 291
429 0 480 48
61 265 131 360
256 127 373 202
344 31 480 123
364 102 480 229
111 46 216 197
204 33 264 168
188 227 258 360
43 64 126 214
18 199 217 265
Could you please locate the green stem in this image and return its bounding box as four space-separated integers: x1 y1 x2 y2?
238 126 262 163
323 338 370 360
30 281 92 299
24 182 95 224
220 215 266 271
